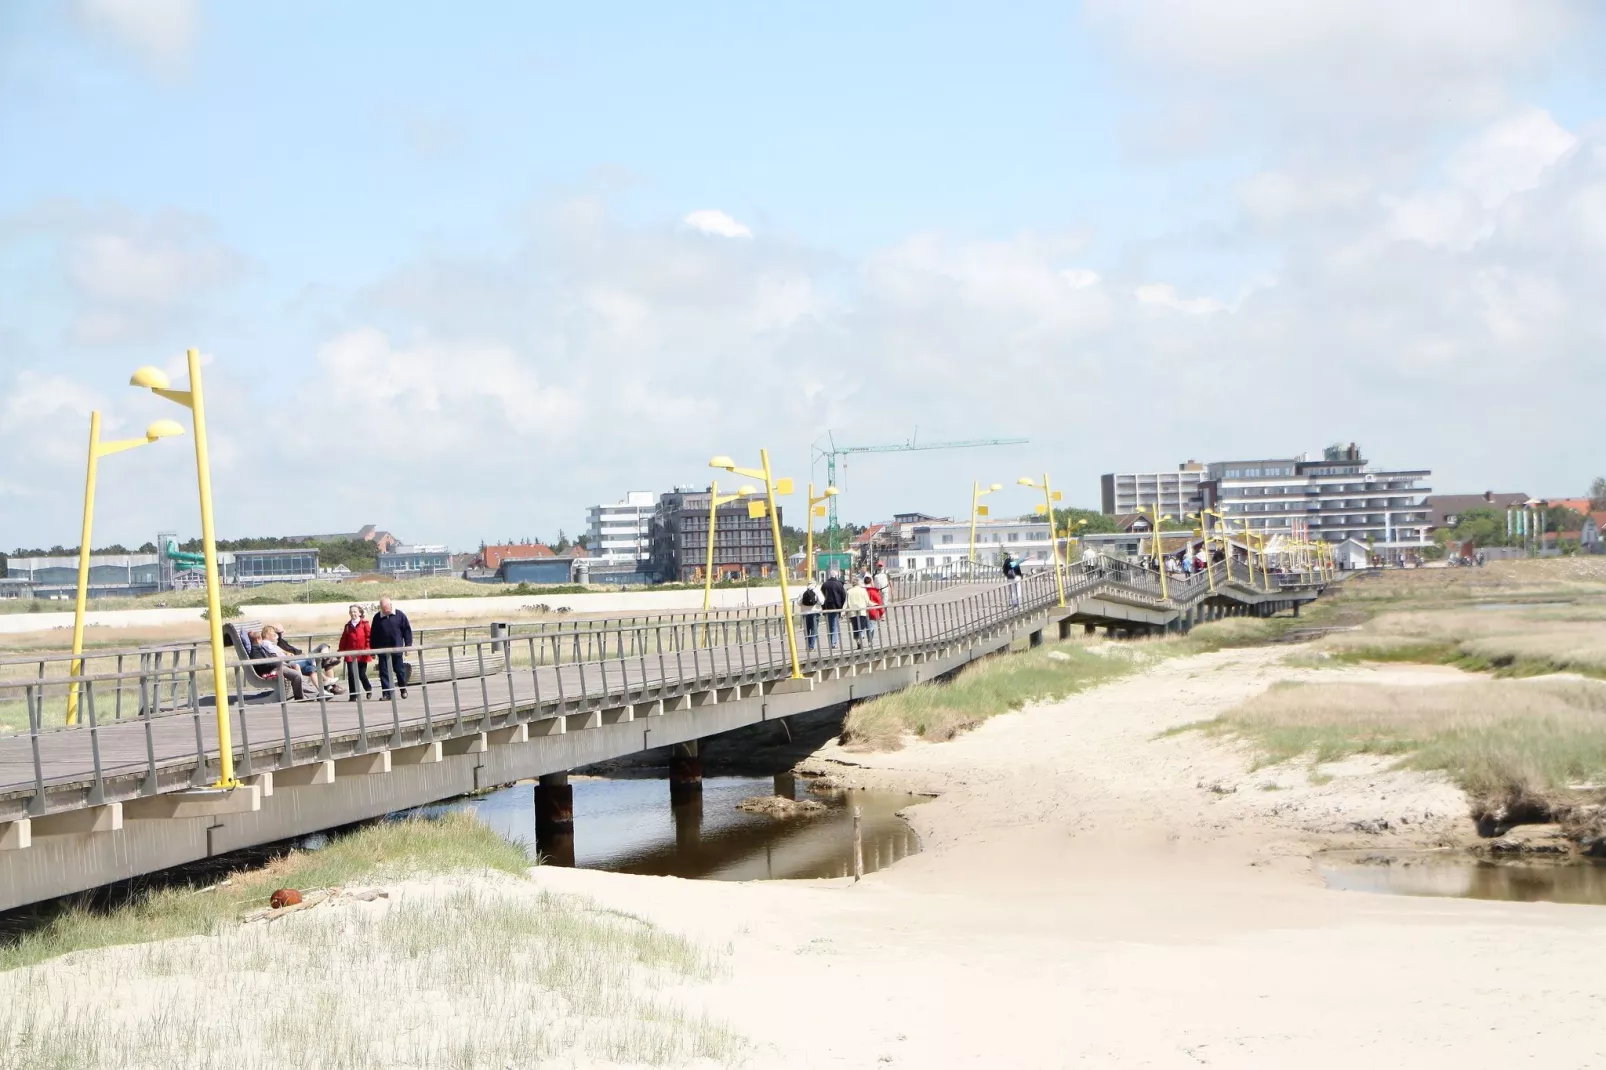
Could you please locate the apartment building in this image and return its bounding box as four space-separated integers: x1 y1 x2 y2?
1201 443 1432 557
649 488 780 582
1100 462 1206 517
587 491 656 565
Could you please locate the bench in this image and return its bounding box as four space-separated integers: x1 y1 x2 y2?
221 620 505 692
221 620 339 695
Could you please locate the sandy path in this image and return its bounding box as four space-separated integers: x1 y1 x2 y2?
536 645 1606 1068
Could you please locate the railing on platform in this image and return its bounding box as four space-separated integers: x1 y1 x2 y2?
0 559 1316 822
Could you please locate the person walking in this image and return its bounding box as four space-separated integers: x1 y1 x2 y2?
1002 552 1021 607
872 561 890 604
864 572 885 642
798 575 823 652
370 596 414 699
338 603 373 702
844 576 871 648
821 570 847 649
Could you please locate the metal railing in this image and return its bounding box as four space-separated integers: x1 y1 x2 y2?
0 560 1320 822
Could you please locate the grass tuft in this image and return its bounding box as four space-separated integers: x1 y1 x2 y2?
1183 676 1606 806
843 641 1142 751
0 810 528 972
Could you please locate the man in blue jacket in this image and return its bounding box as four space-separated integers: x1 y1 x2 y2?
370 596 413 699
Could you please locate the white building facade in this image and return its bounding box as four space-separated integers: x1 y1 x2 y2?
1204 443 1432 560
1100 462 1206 517
899 519 1054 571
587 491 657 565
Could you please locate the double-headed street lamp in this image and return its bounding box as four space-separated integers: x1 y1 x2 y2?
65 414 185 725
803 483 839 583
1017 474 1066 607
703 481 758 611
969 482 1003 572
1137 503 1171 600
130 349 239 788
710 450 804 681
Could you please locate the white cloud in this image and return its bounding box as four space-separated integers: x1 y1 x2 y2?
682 209 753 239
1087 0 1586 125
307 328 581 448
1060 268 1102 289
1133 283 1226 315
73 0 201 70
1448 108 1579 209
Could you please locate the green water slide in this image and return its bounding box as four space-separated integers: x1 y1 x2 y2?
162 538 206 572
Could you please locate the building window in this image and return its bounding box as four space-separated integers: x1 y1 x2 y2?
1008 533 1019 542
941 534 953 544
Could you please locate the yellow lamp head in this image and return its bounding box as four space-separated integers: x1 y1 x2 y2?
988 483 1002 492
737 485 757 496
1017 477 1036 487
824 486 839 497
708 455 736 471
130 366 172 390
144 419 185 441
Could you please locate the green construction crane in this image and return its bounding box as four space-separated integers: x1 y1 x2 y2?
811 430 1030 552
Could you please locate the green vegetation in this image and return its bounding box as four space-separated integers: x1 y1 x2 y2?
844 641 1145 750
1181 677 1606 808
0 811 528 971
0 814 741 1067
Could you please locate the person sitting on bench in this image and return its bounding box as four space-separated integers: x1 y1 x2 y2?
257 625 309 701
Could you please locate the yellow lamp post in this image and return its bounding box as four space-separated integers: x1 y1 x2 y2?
1058 516 1090 565
710 451 803 680
1187 511 1217 595
65 413 185 725
969 482 1004 572
1136 504 1171 600
130 350 239 788
1017 475 1066 606
1199 507 1228 594
702 481 758 611
803 483 838 583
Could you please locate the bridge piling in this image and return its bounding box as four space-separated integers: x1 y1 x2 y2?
534 772 574 867
670 740 702 800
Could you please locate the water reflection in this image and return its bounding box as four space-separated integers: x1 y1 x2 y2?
417 775 923 882
1320 851 1606 905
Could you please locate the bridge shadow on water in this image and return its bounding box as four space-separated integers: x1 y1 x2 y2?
419 774 925 881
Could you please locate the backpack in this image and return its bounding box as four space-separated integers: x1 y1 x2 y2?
800 586 819 607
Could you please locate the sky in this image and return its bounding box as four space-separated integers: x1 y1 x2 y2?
2 1 1604 551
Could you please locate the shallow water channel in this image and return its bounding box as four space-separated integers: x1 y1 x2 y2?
1319 850 1606 905
416 776 925 881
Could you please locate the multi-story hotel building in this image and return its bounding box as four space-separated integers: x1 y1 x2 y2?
1201 443 1431 557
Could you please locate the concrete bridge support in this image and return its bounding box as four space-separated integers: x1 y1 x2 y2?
670 740 702 801
534 772 574 867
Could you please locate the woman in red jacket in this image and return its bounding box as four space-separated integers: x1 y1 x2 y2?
864 573 885 643
337 603 373 702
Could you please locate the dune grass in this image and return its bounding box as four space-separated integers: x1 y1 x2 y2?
1310 605 1606 680
1184 676 1606 805
0 810 529 972
0 882 741 1069
843 641 1144 750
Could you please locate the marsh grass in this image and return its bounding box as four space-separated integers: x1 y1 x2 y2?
843 641 1143 750
1313 607 1606 679
0 811 528 972
1189 676 1606 802
0 884 741 1069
